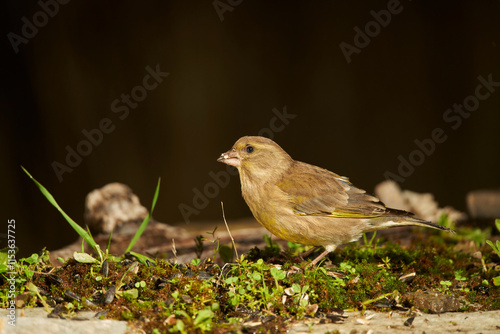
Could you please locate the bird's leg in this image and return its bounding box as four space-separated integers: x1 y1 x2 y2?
309 248 334 267
298 246 321 260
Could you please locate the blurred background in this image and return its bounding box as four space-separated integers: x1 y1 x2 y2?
2 1 500 257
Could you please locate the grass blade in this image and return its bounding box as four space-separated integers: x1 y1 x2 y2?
125 178 161 253
128 251 156 266
21 166 98 252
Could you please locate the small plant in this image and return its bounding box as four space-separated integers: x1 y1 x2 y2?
454 270 470 292
270 266 286 291
379 256 392 270
485 219 500 286
454 270 467 282
363 231 378 247
135 281 147 289
0 249 51 308
22 166 160 266
485 219 500 258
359 231 381 256
463 227 491 248
190 258 201 266
201 227 221 261
339 262 357 276
438 280 452 293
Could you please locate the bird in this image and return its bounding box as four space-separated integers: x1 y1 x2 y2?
217 136 454 266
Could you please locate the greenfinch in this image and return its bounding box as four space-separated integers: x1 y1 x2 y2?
217 136 454 265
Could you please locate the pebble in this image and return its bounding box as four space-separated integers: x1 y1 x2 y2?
404 291 460 313
467 190 500 219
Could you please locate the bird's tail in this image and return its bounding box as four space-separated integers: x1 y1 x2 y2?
384 208 455 233
401 216 455 233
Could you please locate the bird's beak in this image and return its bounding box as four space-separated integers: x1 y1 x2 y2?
217 149 241 167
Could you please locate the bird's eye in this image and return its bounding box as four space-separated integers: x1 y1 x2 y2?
245 145 254 153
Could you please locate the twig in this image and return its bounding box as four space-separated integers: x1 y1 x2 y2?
221 201 239 261
171 238 177 264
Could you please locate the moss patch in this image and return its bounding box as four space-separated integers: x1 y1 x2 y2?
1 229 499 333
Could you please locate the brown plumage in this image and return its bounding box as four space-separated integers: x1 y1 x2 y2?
217 136 454 265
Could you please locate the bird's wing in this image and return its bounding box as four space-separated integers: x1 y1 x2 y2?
277 162 388 218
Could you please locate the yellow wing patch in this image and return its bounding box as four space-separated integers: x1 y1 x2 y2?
294 208 382 219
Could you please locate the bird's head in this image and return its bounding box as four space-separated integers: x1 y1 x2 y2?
217 136 293 183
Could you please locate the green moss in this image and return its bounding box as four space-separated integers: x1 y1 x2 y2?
2 228 500 333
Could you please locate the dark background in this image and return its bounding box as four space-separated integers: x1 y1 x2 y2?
2 1 500 257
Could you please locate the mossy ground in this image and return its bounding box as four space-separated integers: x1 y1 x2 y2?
1 228 499 333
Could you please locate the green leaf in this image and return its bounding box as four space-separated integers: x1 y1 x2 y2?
486 240 500 257
27 282 51 311
225 276 238 284
194 309 214 326
24 268 34 280
270 267 286 280
175 320 185 331
73 252 99 264
493 276 500 286
495 219 500 233
0 248 8 267
135 281 146 288
122 288 139 300
24 253 39 265
106 255 123 263
175 310 189 318
27 282 39 294
22 167 98 252
252 272 262 281
440 280 452 287
125 178 161 253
